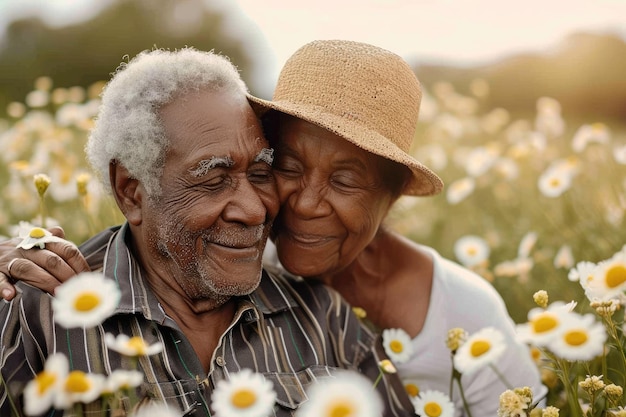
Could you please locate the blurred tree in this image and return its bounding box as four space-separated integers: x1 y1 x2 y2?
415 32 626 121
0 0 258 114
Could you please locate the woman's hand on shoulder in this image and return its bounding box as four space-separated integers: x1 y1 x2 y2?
0 226 90 301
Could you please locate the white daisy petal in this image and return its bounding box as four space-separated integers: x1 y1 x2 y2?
296 370 382 417
584 251 626 301
548 313 607 361
105 333 163 357
103 369 144 394
412 390 454 417
382 328 414 364
454 235 490 267
211 369 276 417
538 166 573 198
446 177 475 204
132 403 181 417
516 301 575 347
52 272 121 328
23 353 69 416
453 327 506 375
55 370 106 410
16 227 68 250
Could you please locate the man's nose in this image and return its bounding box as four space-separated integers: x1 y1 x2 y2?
222 178 267 225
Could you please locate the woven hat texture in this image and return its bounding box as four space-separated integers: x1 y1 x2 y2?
247 39 443 196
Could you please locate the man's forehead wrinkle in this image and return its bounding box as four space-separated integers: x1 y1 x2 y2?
188 155 234 177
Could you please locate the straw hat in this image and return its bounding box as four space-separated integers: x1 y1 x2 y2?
247 39 443 196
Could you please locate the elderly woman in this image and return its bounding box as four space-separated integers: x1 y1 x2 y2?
0 40 544 415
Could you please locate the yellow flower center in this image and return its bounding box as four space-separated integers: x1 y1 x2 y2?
532 314 558 333
564 330 588 346
470 340 490 357
35 371 57 395
65 371 91 393
605 265 626 289
467 247 477 256
549 178 561 188
74 292 100 312
530 347 541 362
389 340 404 354
231 389 257 409
327 401 353 417
405 383 420 397
424 402 443 417
29 227 46 239
127 337 148 355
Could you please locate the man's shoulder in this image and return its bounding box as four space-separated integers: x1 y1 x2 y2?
79 225 122 270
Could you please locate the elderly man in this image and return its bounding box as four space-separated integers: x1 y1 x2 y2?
0 48 412 416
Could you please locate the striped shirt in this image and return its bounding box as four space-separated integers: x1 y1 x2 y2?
1 223 413 416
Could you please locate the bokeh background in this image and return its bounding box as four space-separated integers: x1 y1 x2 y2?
1 0 626 325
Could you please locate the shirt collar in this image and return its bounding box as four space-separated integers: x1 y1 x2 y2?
98 223 299 324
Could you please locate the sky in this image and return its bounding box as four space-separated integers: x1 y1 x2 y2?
0 0 625 94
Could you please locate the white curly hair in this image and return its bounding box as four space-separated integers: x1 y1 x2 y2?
86 47 248 196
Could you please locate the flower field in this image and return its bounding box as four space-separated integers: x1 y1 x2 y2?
2 75 626 416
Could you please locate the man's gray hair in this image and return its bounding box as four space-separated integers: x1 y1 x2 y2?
86 47 248 195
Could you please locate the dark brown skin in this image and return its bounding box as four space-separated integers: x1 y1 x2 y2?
0 114 433 340
271 117 434 337
0 89 279 372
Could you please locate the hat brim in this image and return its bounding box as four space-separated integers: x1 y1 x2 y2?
247 94 443 197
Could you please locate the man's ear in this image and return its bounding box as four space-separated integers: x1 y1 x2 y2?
109 161 143 225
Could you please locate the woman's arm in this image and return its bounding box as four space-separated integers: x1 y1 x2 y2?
0 226 90 300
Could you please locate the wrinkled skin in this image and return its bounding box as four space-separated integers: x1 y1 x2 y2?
271 116 396 280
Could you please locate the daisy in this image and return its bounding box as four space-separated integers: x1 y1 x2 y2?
517 232 538 259
16 226 67 249
211 369 276 417
454 235 490 268
102 369 144 395
55 370 106 410
411 390 454 417
585 251 626 301
613 144 626 165
402 379 421 399
132 402 181 417
493 258 533 279
296 370 382 417
52 272 121 328
548 313 607 361
382 328 414 364
554 245 575 269
464 146 499 177
538 166 573 198
446 177 475 205
571 123 610 153
516 301 574 347
23 353 68 416
105 333 163 357
493 157 519 181
453 327 506 375
568 261 596 282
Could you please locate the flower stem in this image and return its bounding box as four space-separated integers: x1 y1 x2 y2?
39 195 46 228
453 370 474 417
489 363 513 389
0 373 20 417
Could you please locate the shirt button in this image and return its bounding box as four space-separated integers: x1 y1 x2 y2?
216 356 226 367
